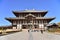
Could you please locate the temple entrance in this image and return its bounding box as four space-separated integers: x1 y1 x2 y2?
22 24 39 29
22 25 27 29
34 25 39 29
22 25 33 29
28 25 32 29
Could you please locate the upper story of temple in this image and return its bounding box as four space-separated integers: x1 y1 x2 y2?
12 10 48 17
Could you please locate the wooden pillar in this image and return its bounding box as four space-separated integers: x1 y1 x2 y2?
42 20 44 30
30 18 34 29
40 14 41 17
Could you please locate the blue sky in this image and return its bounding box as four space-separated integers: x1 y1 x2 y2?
0 0 60 26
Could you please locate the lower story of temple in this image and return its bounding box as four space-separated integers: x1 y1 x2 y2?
11 23 47 31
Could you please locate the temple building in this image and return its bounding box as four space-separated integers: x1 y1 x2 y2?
0 10 55 32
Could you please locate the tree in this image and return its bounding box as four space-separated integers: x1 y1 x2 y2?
57 22 60 27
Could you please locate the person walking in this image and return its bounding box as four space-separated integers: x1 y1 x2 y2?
40 30 43 34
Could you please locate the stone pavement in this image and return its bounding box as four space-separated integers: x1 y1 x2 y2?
0 30 60 40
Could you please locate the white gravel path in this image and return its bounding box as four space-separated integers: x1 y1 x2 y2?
0 30 60 40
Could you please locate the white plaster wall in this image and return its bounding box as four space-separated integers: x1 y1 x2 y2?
17 24 22 30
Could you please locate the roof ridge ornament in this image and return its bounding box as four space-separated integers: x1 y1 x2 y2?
25 9 28 10
32 9 35 10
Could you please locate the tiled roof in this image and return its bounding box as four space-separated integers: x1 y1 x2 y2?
36 17 55 19
47 23 58 26
13 10 48 13
5 17 55 20
0 25 12 27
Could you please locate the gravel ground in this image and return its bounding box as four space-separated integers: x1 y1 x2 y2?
0 30 60 40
